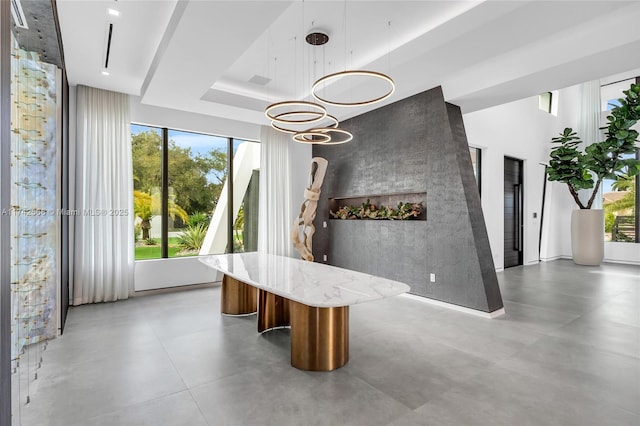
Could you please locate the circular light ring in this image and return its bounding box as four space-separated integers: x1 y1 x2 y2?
293 128 353 145
292 130 332 144
311 70 395 107
265 101 327 124
271 113 339 134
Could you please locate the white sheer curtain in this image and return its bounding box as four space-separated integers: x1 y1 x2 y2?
258 126 293 257
72 86 134 304
578 80 602 208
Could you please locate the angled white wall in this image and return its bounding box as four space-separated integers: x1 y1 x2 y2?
200 142 260 255
463 95 561 269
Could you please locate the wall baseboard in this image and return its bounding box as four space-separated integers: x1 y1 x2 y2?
540 255 571 262
603 259 640 266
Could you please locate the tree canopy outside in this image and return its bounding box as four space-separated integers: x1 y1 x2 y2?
132 130 228 217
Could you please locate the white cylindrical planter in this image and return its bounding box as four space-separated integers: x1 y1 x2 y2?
571 209 604 266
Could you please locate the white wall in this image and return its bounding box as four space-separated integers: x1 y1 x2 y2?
130 96 261 141
539 84 580 262
463 94 563 269
135 257 221 291
464 82 639 268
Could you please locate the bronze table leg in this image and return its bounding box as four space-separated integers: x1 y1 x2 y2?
290 300 349 371
220 275 257 315
258 289 290 333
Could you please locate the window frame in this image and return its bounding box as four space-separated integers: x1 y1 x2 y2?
132 123 259 259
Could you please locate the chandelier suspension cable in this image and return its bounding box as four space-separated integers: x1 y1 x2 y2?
388 21 391 76
294 36 297 100
343 0 347 71
302 0 306 97
310 0 395 108
267 27 272 103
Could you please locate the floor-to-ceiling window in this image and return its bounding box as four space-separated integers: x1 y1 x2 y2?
132 125 164 259
131 125 260 260
601 77 639 243
166 129 228 258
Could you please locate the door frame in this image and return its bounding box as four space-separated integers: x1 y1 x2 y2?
504 156 524 268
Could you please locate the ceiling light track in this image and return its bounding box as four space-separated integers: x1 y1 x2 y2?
104 23 114 68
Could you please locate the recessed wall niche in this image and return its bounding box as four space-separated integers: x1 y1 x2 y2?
313 87 503 314
329 192 426 221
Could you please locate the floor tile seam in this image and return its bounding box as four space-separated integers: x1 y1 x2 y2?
566 339 640 361
150 323 222 343
350 321 534 365
186 365 267 394
339 368 420 412
153 322 198 394
502 298 583 317
497 330 640 367
492 357 640 415
72 388 196 426
401 329 525 367
155 320 258 349
505 287 618 307
500 297 604 318
184 387 213 426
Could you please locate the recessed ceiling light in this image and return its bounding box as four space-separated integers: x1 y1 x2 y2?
101 70 110 76
107 8 120 17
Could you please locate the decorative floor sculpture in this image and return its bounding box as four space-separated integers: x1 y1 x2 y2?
292 157 328 261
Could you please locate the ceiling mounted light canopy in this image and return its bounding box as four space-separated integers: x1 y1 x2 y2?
311 70 395 107
305 31 329 46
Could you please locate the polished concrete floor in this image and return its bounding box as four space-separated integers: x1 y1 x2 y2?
13 260 640 426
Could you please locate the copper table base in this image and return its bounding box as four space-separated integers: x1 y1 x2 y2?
220 275 349 371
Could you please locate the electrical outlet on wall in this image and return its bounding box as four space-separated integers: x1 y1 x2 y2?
323 254 327 262
323 221 327 228
430 273 436 283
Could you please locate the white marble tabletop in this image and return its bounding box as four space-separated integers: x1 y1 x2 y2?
199 252 410 308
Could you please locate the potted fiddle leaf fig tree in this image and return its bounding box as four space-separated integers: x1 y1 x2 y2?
547 82 640 265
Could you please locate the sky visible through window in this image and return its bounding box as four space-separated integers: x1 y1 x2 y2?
131 124 228 185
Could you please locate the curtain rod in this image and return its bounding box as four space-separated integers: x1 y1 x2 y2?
601 76 638 87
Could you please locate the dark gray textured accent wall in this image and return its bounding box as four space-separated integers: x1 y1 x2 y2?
313 87 503 313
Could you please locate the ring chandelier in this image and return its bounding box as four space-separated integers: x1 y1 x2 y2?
292 128 353 145
311 70 395 107
265 101 327 124
264 29 394 144
271 113 339 134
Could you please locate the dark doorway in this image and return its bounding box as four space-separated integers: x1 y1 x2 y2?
504 157 523 268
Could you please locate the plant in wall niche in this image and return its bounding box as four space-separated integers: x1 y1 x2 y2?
546 83 640 209
330 200 424 220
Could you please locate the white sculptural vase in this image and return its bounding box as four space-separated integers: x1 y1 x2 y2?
570 209 604 266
